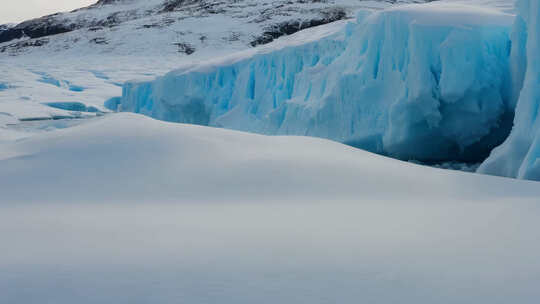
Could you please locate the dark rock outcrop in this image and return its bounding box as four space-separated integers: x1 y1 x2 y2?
0 14 78 44
250 8 348 47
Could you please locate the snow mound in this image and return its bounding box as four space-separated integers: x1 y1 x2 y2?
120 2 514 163
1 113 540 303
1 113 538 203
479 0 540 181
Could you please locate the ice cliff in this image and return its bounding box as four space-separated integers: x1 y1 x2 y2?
119 3 514 163
478 0 540 180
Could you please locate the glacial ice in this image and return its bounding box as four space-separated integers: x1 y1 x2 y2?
478 0 540 180
35 72 86 92
44 102 101 113
120 3 514 163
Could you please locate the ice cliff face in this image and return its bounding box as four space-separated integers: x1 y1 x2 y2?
478 0 540 180
120 3 514 163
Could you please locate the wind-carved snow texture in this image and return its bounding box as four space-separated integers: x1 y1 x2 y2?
120 3 514 163
478 0 540 181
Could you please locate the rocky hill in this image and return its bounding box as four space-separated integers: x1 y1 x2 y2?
0 0 431 56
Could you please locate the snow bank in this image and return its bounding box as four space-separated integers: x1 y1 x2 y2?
4 113 538 203
120 3 514 162
478 0 540 180
2 113 540 303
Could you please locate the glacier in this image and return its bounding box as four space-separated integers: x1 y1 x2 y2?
119 3 515 163
478 0 540 180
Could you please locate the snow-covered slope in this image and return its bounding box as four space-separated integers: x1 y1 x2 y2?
3 2 540 301
4 113 537 203
441 0 515 12
479 0 540 180
1 113 540 303
119 2 515 163
0 0 426 57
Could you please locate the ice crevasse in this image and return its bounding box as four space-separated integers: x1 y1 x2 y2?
119 3 514 163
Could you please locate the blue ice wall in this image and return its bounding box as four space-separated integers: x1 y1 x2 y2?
120 3 514 163
479 0 540 181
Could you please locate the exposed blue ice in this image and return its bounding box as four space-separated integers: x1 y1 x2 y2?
90 70 110 80
479 0 540 180
120 3 514 163
67 84 85 92
35 72 86 92
104 97 122 111
44 102 100 113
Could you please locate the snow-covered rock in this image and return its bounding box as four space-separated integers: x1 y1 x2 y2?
120 2 514 163
479 0 540 180
0 0 412 57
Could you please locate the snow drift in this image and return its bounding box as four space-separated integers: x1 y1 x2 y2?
119 3 514 163
4 113 538 203
2 113 540 303
478 0 540 180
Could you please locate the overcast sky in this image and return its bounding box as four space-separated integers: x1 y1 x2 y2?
1 0 96 24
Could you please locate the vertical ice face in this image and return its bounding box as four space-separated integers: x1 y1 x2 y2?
478 0 540 180
120 3 514 163
345 4 513 162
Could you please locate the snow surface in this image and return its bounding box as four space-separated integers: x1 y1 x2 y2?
2 1 540 302
0 56 178 122
478 0 540 181
1 113 540 303
442 0 515 13
119 2 515 163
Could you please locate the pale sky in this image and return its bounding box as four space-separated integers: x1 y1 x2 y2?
1 0 96 24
